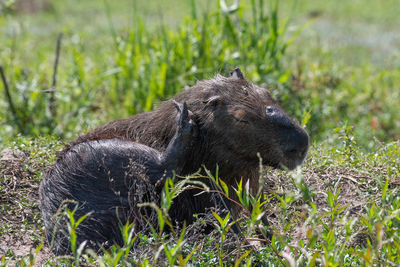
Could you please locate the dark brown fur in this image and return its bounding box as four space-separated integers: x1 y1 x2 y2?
71 69 307 180
67 68 309 221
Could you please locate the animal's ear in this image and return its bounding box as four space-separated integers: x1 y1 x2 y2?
203 95 223 107
230 67 245 80
173 100 189 124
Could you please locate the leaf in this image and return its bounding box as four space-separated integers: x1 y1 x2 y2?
76 212 90 227
381 178 389 202
157 209 165 232
211 210 224 227
162 241 173 265
217 178 228 197
181 244 201 265
76 240 88 258
327 189 334 209
302 109 312 128
234 250 251 267
35 243 43 255
204 166 215 181
309 251 320 267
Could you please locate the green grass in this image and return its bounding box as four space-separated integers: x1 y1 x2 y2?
1 0 293 141
0 132 399 265
0 0 399 148
0 0 400 265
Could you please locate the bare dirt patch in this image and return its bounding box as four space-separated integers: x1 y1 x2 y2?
0 148 52 265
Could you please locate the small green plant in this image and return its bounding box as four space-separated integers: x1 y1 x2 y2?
64 206 91 266
333 121 358 159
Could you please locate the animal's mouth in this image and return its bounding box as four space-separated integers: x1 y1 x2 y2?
258 146 307 170
279 145 308 170
279 156 306 170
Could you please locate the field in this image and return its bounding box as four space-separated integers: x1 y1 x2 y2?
0 0 399 265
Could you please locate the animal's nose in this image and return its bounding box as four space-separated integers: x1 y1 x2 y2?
266 106 293 128
283 129 309 159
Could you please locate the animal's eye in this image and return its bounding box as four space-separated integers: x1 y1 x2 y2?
234 118 249 124
233 110 249 124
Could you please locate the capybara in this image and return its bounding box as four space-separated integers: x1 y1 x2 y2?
69 68 308 196
39 101 198 255
43 68 309 254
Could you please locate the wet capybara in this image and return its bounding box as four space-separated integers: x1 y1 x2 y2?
68 68 309 223
39 101 198 255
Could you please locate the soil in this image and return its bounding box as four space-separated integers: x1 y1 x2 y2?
0 149 51 265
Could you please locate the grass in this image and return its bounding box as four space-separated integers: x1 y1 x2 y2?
0 0 294 141
0 0 399 148
0 130 399 265
0 0 399 265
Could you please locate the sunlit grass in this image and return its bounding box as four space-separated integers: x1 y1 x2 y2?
1 132 399 266
1 0 398 148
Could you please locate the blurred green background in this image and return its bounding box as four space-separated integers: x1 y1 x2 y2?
1 0 399 149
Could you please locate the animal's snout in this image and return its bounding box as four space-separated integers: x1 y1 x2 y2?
266 105 309 159
282 127 309 161
267 104 309 169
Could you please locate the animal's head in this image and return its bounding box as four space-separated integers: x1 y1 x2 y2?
175 68 309 170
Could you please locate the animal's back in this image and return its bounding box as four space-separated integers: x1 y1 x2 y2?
39 139 162 254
